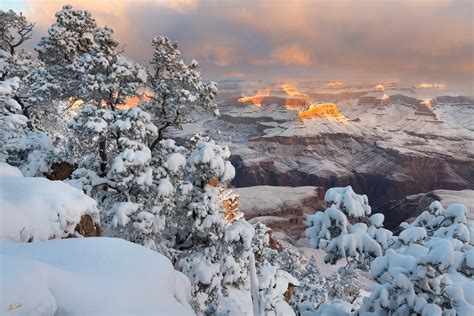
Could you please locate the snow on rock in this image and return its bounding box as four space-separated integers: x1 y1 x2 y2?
234 185 322 242
0 163 99 242
0 238 194 315
235 185 321 219
324 186 371 218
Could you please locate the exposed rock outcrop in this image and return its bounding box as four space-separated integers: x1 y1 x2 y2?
47 162 76 180
73 214 101 237
230 130 473 230
385 189 474 232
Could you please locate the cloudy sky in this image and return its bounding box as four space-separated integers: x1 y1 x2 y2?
2 0 473 90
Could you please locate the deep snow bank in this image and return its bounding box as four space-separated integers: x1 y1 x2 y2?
0 237 194 315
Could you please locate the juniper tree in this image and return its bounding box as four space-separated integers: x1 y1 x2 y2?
145 36 218 148
0 10 34 56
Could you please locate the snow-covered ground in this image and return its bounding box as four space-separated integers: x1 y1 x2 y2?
0 238 194 315
0 163 99 242
0 163 194 315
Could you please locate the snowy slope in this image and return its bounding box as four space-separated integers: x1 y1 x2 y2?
0 238 194 315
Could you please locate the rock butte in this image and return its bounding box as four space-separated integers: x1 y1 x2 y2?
298 103 347 122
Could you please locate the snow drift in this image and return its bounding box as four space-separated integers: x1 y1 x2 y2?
0 237 194 315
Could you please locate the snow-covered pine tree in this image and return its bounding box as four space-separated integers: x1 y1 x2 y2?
287 256 360 315
0 9 64 176
46 7 264 312
1 76 26 159
306 186 392 270
0 9 34 56
36 5 146 107
35 5 96 103
306 185 474 315
250 221 361 315
37 5 147 176
145 35 218 146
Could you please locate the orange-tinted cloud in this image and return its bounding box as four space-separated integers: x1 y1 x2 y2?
7 0 473 91
418 83 447 89
224 71 247 78
189 44 233 67
270 45 313 66
162 0 198 13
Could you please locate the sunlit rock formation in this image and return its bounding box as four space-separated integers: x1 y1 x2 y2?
298 103 347 122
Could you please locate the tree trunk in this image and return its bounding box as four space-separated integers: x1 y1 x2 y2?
99 138 107 177
13 96 33 130
150 123 170 151
249 252 263 316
